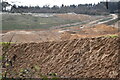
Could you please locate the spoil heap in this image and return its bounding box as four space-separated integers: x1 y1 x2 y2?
2 37 120 78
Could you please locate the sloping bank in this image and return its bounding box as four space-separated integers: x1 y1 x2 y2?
2 37 120 78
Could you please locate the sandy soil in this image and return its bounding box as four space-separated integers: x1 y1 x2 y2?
2 24 119 43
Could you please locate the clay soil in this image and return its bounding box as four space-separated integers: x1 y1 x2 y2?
2 37 120 78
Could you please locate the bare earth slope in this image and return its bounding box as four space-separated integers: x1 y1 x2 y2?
3 37 119 78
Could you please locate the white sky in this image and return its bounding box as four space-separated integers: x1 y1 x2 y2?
4 0 105 7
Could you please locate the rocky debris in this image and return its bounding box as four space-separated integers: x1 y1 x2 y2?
2 37 120 78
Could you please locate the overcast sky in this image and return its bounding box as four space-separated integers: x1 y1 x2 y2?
4 0 119 7
4 0 103 7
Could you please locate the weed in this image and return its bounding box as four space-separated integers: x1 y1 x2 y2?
34 65 40 71
48 73 57 76
41 75 48 80
2 34 16 79
105 35 119 38
0 56 2 60
2 71 7 78
0 74 2 80
0 42 15 45
5 63 9 67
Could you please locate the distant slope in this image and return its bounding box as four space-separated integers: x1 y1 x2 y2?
2 13 82 30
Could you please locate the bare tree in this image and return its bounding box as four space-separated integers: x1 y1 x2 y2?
1 1 11 11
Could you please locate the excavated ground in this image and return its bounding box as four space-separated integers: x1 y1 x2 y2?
2 24 120 43
2 37 120 78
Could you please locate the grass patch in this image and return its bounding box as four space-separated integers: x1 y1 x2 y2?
0 42 15 45
104 34 119 38
98 17 113 22
2 13 80 30
0 56 2 60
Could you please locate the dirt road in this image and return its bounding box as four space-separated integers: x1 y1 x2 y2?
50 14 118 29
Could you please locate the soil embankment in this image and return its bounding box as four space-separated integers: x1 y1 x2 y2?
2 37 120 78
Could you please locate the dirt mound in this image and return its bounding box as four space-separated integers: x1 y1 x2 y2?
2 37 119 78
2 24 119 42
60 24 119 40
92 24 118 32
82 24 118 35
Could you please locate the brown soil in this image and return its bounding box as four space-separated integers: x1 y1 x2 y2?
60 24 119 40
2 37 120 78
2 24 119 43
2 29 46 33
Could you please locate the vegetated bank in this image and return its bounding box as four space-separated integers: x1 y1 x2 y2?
2 36 120 78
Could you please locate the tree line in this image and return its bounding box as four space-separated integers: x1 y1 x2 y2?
1 1 120 15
